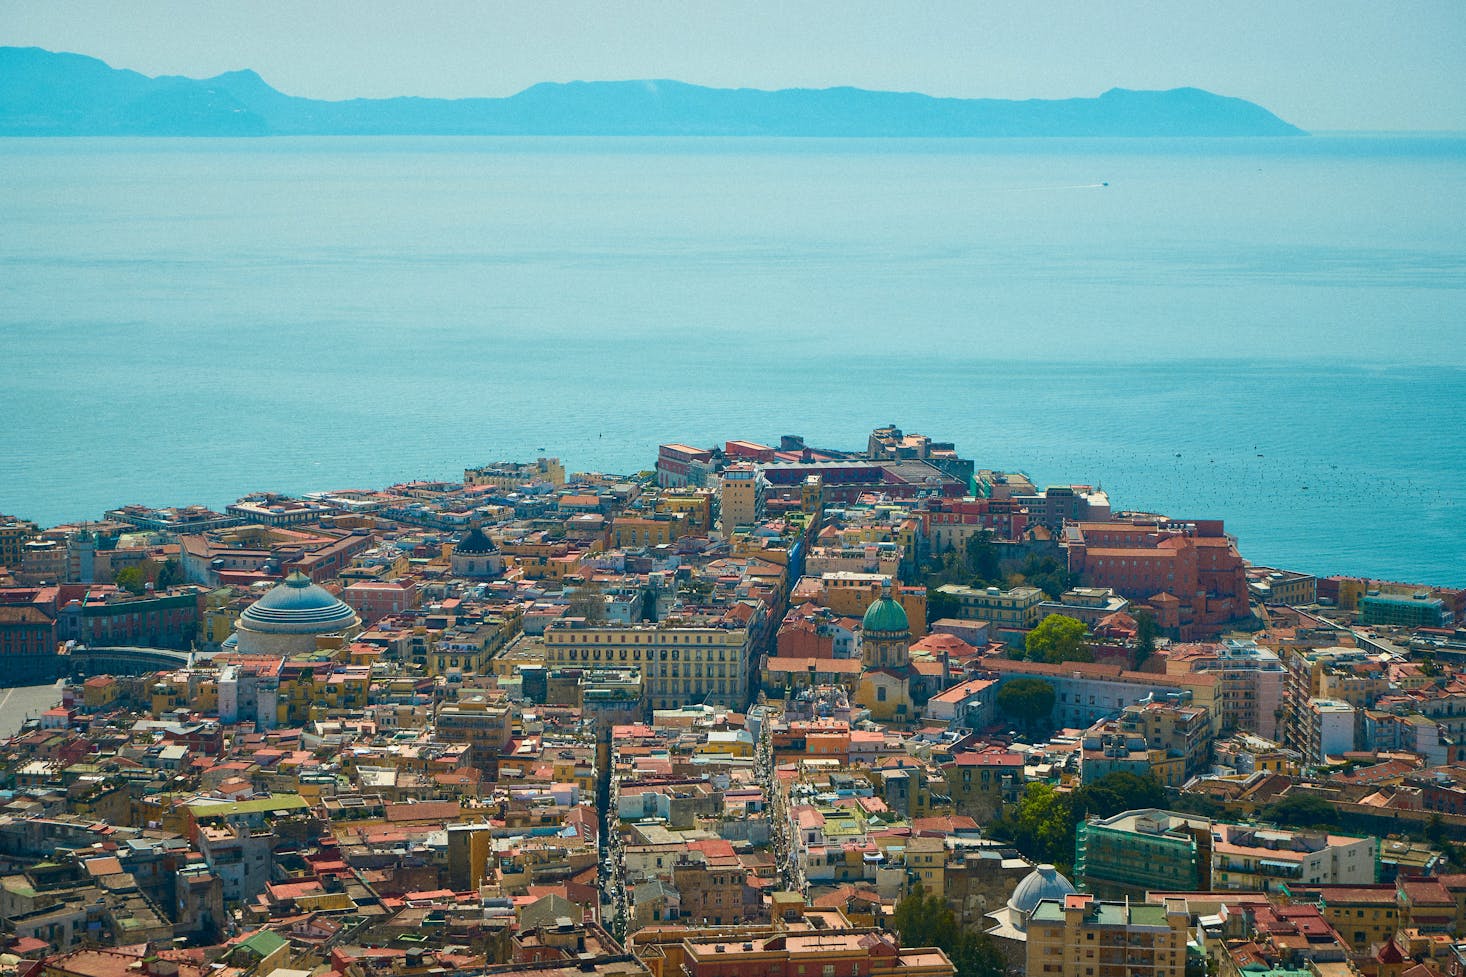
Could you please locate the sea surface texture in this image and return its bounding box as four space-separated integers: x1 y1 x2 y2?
1 135 1463 584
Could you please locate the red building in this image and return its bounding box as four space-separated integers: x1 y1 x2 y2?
54 585 204 649
342 580 417 625
921 497 1030 545
0 603 57 682
656 443 717 487
1065 519 1249 639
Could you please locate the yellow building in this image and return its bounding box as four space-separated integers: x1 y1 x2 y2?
447 823 495 891
718 465 766 531
200 587 241 646
907 835 947 892
81 675 120 712
1335 578 1368 611
464 457 565 488
1303 885 1400 952
1024 894 1190 977
543 617 752 710
500 539 597 581
610 513 687 548
428 619 516 677
693 728 755 759
852 589 916 723
655 490 714 534
820 572 929 637
934 582 1044 629
0 518 38 568
276 664 323 725
314 666 371 716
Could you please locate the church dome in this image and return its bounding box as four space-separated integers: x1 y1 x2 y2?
862 591 909 635
455 525 497 554
1008 864 1076 920
238 571 359 635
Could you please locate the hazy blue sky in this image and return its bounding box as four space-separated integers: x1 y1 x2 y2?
6 0 1465 131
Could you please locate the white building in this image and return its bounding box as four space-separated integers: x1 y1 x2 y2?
1306 698 1356 764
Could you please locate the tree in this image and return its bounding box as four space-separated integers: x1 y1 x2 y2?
1073 771 1167 821
892 884 957 950
964 530 1001 583
949 931 1006 977
892 885 1005 977
155 558 182 590
927 586 961 623
988 782 1076 874
996 678 1056 735
640 585 660 622
113 565 148 595
1133 610 1159 668
1260 792 1337 830
1025 613 1092 664
1018 553 1070 600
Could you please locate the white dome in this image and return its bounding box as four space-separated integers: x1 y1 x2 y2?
1008 864 1076 923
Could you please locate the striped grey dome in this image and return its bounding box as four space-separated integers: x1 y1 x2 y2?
238 571 359 634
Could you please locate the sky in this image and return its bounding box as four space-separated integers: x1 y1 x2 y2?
5 1 1466 131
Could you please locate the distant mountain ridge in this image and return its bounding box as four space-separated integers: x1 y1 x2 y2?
0 47 1307 137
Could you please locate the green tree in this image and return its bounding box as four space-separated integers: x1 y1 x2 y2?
892 885 1004 977
996 678 1056 735
1133 610 1159 668
114 565 148 595
926 585 961 623
640 586 660 622
989 782 1076 874
155 558 182 590
950 931 1006 977
1025 613 1092 664
1018 553 1071 600
1425 813 1446 846
964 529 1001 583
1260 792 1337 830
892 884 957 950
1073 771 1167 821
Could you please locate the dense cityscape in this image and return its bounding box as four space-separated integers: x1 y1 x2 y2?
1 424 1464 977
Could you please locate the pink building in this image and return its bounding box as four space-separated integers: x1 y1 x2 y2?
342 580 417 625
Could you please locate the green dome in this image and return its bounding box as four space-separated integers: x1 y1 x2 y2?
862 593 909 634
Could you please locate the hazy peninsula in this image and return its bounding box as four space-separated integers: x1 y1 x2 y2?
0 47 1306 137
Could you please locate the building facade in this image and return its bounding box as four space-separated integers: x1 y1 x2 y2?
1025 895 1190 977
544 617 753 711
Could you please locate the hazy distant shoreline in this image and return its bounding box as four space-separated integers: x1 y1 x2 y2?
2 46 1306 138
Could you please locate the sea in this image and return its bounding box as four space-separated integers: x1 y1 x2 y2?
1 135 1463 586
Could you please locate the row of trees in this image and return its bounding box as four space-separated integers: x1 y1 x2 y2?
986 771 1167 875
891 884 1007 977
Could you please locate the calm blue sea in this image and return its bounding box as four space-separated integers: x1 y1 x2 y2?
1 135 1463 585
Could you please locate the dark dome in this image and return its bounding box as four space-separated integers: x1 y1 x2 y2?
238 572 359 635
456 526 498 554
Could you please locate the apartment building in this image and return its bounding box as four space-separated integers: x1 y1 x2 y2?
1025 894 1190 977
545 616 754 710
